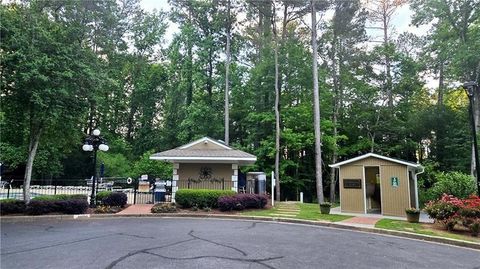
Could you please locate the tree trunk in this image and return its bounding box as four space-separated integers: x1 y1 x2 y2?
224 0 231 145
438 62 444 106
23 128 42 202
311 1 324 204
273 4 281 202
329 32 339 203
383 12 393 108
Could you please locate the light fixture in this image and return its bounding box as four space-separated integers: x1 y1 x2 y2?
99 144 109 152
93 129 101 136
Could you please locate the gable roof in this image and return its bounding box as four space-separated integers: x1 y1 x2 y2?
179 137 232 150
329 153 421 169
150 137 256 164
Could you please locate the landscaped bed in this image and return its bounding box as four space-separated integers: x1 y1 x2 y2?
375 219 480 243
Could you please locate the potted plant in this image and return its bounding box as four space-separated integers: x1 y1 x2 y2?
405 207 420 223
320 202 332 214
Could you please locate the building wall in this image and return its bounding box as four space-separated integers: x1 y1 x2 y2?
187 141 225 150
339 157 410 217
380 165 409 217
177 163 234 190
339 165 365 213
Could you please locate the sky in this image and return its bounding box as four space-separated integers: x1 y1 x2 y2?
139 0 437 88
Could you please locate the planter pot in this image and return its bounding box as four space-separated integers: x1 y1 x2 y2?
320 205 331 214
406 212 420 223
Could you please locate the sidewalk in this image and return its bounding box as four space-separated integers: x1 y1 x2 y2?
116 204 153 215
330 206 434 224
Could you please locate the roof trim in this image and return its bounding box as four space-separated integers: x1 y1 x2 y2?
150 156 257 161
329 153 421 168
179 137 232 150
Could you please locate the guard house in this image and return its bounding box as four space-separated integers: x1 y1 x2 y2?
329 153 424 217
150 137 257 201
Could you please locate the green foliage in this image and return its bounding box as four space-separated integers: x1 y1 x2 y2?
32 194 87 201
427 172 477 201
175 189 235 209
130 151 172 179
96 191 112 202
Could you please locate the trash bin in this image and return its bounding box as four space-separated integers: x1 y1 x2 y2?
154 180 166 202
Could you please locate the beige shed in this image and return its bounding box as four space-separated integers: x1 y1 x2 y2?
150 137 257 201
330 153 424 217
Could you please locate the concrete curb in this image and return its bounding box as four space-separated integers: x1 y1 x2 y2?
2 213 479 250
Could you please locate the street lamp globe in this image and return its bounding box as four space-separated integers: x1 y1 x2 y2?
93 129 101 136
99 144 109 152
82 144 93 151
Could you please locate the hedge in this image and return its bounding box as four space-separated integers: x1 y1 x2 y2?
0 199 26 215
175 189 235 209
32 194 88 201
101 192 127 207
218 194 268 211
26 199 88 215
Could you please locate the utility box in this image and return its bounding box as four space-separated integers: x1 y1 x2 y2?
246 172 266 195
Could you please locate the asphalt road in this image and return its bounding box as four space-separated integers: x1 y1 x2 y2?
1 217 479 269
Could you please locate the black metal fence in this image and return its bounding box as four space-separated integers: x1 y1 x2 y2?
0 178 172 204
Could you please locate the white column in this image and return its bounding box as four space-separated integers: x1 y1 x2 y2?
231 164 238 192
172 163 179 202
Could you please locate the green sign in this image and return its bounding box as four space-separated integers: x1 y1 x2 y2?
391 177 399 187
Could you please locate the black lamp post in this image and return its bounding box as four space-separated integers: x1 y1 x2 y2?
82 129 109 207
463 81 480 195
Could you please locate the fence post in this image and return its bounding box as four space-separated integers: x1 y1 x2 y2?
222 178 225 190
133 178 137 204
7 184 10 199
54 179 57 195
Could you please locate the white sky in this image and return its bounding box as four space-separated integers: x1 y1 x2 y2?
140 0 437 88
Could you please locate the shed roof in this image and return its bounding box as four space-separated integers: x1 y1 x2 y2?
150 137 257 164
329 153 422 169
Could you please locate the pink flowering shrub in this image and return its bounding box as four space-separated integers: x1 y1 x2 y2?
425 194 480 236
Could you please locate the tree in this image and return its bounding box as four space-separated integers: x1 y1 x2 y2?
311 0 324 204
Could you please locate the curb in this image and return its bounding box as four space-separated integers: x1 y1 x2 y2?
2 213 479 250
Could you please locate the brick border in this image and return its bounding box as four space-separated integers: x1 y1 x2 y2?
2 213 479 250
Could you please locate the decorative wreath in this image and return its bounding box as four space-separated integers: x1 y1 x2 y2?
126 177 133 184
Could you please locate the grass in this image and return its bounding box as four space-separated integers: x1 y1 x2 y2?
375 219 480 243
241 202 353 222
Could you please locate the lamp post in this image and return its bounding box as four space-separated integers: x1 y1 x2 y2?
463 81 480 195
82 129 109 207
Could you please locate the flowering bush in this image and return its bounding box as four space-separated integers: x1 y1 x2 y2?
218 194 268 211
425 194 480 236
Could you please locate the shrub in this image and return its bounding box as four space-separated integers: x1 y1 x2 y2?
425 194 480 235
151 203 177 213
175 189 235 209
26 196 88 215
427 172 476 200
218 194 268 211
0 199 26 215
96 191 112 202
424 194 462 228
101 192 127 207
32 194 88 201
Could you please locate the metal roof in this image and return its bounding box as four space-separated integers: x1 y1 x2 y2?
329 153 422 168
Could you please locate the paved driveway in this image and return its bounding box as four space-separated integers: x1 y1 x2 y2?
1 217 478 269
